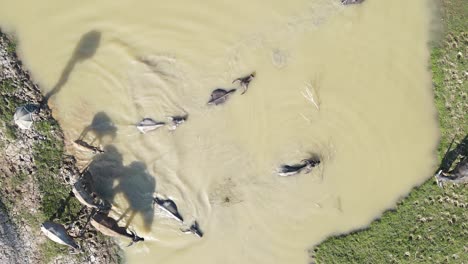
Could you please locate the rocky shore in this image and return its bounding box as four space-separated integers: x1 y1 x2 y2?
0 30 121 264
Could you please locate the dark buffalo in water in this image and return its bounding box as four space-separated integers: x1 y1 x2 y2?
182 221 204 238
341 0 365 5
232 72 256 95
91 212 144 245
207 88 237 105
73 139 104 154
167 114 188 131
154 196 184 222
136 118 166 133
277 157 321 177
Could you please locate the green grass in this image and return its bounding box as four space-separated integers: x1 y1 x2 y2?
20 208 43 228
0 30 118 263
9 171 28 189
0 31 88 263
33 120 83 261
39 239 71 264
0 79 16 93
0 118 81 262
314 0 467 263
4 124 17 140
33 120 82 222
5 33 16 55
315 183 467 263
0 95 23 140
443 0 467 32
6 40 16 55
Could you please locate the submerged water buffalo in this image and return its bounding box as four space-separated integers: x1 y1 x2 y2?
207 88 237 105
167 114 188 131
72 166 111 211
41 221 80 250
136 118 166 134
154 196 184 222
181 221 204 238
232 72 256 95
72 179 100 210
153 195 204 238
341 0 365 5
277 157 321 177
91 212 144 245
73 139 104 154
72 177 111 212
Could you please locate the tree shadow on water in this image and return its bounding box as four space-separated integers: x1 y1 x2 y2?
78 111 117 145
87 145 156 231
438 134 467 172
42 30 101 106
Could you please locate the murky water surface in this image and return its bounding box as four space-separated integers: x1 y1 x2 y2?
0 0 439 263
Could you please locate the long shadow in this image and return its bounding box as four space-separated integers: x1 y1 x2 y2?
86 145 156 231
78 111 117 145
438 134 467 172
41 30 101 106
114 162 156 230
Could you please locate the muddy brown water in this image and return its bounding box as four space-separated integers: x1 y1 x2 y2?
0 0 439 263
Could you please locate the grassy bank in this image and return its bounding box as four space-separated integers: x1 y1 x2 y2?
0 32 85 263
314 0 467 263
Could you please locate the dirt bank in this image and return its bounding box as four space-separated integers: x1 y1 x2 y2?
0 30 122 264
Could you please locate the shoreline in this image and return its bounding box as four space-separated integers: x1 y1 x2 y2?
314 0 467 262
0 1 465 262
0 30 122 264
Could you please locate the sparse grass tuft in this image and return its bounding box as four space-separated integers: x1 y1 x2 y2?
4 124 17 140
0 95 24 140
0 96 23 122
6 39 16 55
39 239 69 264
33 120 82 222
33 120 83 262
2 31 17 55
0 31 90 263
0 79 16 94
10 171 28 189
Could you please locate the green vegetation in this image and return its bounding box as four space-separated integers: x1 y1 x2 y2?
5 34 16 55
0 95 23 140
315 0 467 263
33 120 82 222
0 30 120 263
39 238 70 264
9 171 28 189
33 119 83 262
315 183 467 263
0 80 21 140
0 79 16 93
0 117 82 261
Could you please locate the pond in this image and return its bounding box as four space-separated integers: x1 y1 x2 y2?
0 0 439 263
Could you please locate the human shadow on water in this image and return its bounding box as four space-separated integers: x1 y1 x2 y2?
78 111 117 145
87 145 156 231
42 30 101 106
